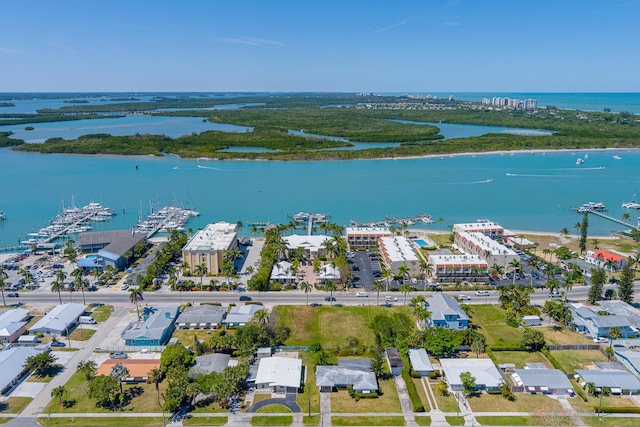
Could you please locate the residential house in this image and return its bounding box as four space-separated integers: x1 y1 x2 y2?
597 300 640 331
283 235 330 259
0 308 30 344
408 348 433 377
254 356 302 393
176 305 226 329
270 261 296 284
427 294 469 330
440 358 502 392
29 303 87 337
511 368 574 395
316 263 340 283
181 222 238 275
316 359 378 394
122 306 180 346
385 348 404 376
223 305 263 327
189 353 233 378
569 303 635 339
613 346 640 378
576 369 640 395
584 250 626 271
97 359 161 383
0 346 45 394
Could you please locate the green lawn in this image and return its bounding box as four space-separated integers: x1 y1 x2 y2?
0 396 32 414
251 415 293 426
171 328 215 345
39 417 166 427
331 416 406 426
26 365 63 383
569 389 639 413
412 378 431 411
491 351 550 369
469 305 521 346
414 416 431 426
583 416 640 426
69 328 96 341
277 305 412 348
430 384 459 413
89 305 114 322
257 404 292 413
297 354 320 414
468 393 565 413
549 350 609 374
331 379 401 413
303 415 321 426
44 371 167 414
183 416 228 426
542 326 592 345
445 416 465 426
475 415 573 426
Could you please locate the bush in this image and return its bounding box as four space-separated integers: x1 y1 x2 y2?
402 367 425 412
574 386 588 402
541 348 564 373
595 406 640 413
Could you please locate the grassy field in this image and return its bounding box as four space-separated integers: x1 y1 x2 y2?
412 378 431 411
183 416 228 426
491 351 550 368
257 404 292 413
331 379 401 413
0 397 32 414
90 305 114 322
297 354 320 414
469 305 522 346
549 350 609 374
171 329 215 346
583 416 640 426
445 416 465 426
475 415 574 426
69 328 96 341
414 416 431 426
331 416 406 426
468 393 564 413
429 382 460 413
44 371 167 414
569 392 639 413
277 305 411 348
39 418 166 427
542 326 593 345
251 415 293 426
303 415 321 426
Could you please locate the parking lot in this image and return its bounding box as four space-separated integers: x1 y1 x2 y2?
347 251 382 291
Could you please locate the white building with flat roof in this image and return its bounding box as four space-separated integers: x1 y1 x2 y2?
427 254 488 282
255 356 302 393
452 221 504 239
182 222 237 275
283 235 330 259
378 236 420 276
346 227 392 249
455 232 518 267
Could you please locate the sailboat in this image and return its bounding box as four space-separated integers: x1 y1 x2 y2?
622 187 640 209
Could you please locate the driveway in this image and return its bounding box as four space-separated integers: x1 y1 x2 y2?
245 395 301 413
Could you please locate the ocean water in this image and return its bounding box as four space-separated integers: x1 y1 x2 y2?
1 147 638 246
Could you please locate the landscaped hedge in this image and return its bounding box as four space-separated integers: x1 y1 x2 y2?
595 406 640 413
574 386 588 402
401 367 425 412
541 348 564 373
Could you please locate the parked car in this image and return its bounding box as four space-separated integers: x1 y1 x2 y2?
121 284 129 291
593 337 609 343
458 295 471 300
109 352 128 359
324 296 336 302
548 292 561 299
475 291 490 296
239 295 252 301
356 291 369 297
50 341 66 348
7 292 19 298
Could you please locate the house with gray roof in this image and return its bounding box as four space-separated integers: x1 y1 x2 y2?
511 368 574 395
0 346 45 394
408 348 433 377
0 308 30 344
122 306 179 346
189 353 232 378
385 348 404 376
316 359 378 394
441 358 502 392
597 300 640 331
614 347 640 378
79 230 148 271
223 304 263 327
576 369 640 395
427 294 469 330
176 305 226 329
29 303 87 336
569 303 634 339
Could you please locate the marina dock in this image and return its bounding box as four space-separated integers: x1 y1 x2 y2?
134 206 199 237
350 214 435 228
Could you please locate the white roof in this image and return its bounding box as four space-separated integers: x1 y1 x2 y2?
223 305 263 325
317 263 340 280
271 261 295 280
255 356 302 389
29 303 87 334
0 308 29 338
284 235 330 252
182 222 237 252
408 348 433 372
428 254 488 268
0 346 44 392
457 232 518 256
440 358 502 388
379 236 419 263
453 222 504 233
346 227 392 236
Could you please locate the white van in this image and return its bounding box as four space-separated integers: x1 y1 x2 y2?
356 291 369 297
385 296 398 302
458 295 471 301
79 316 97 324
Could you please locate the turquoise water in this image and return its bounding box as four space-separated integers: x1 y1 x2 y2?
1 147 638 246
414 240 428 246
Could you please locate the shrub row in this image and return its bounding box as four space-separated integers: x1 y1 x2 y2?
401 367 425 412
595 406 640 413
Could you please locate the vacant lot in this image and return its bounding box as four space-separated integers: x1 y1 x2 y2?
90 305 114 322
470 305 522 346
569 391 639 413
277 305 411 348
543 326 592 345
468 393 564 413
331 379 401 413
491 351 550 369
331 416 405 426
549 350 608 374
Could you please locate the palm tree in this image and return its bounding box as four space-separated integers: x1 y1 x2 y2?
147 368 163 408
604 259 618 282
110 363 130 394
608 326 623 347
194 263 208 290
561 277 573 301
591 238 600 250
398 264 410 283
585 382 596 396
18 267 34 288
325 281 337 306
419 259 434 290
51 385 66 406
51 279 64 305
399 282 412 306
129 287 144 320
300 281 312 305
71 267 86 305
0 267 8 306
254 309 269 327
560 228 570 238
546 277 560 295
236 221 244 234
621 213 632 223
489 263 504 280
509 259 521 285
372 280 385 306
573 222 582 236
77 360 97 381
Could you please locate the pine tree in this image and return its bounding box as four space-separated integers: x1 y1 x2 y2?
618 262 635 304
579 213 589 253
587 268 606 304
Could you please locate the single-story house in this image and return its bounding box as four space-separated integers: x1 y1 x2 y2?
0 346 45 394
316 359 378 394
440 358 502 392
17 335 40 346
385 348 404 376
427 294 469 330
616 347 640 378
270 261 296 284
522 315 541 327
584 250 626 271
29 303 87 336
122 306 179 346
284 235 331 259
408 348 434 377
0 308 30 343
597 300 640 331
511 368 573 395
176 305 226 329
569 303 635 339
189 353 234 378
576 369 640 395
316 263 340 282
97 359 161 383
254 356 302 393
223 305 263 327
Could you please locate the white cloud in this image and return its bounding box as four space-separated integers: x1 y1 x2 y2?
221 37 284 47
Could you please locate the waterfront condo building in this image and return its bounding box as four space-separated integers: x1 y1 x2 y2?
346 227 392 250
454 231 518 267
378 235 420 276
452 221 504 239
182 222 237 275
426 253 488 283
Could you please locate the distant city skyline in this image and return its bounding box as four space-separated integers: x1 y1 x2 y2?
2 0 640 92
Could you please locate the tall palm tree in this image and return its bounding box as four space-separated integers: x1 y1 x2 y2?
71 267 86 305
110 363 130 394
561 277 573 301
560 228 570 238
419 259 434 290
509 259 521 285
147 368 163 408
51 279 64 305
398 264 410 283
325 281 337 306
399 282 412 306
573 222 582 236
372 280 385 306
194 263 208 290
621 213 632 223
0 267 8 306
546 277 560 295
300 281 312 305
254 309 269 327
129 287 144 320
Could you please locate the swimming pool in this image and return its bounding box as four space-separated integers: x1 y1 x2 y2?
414 239 428 246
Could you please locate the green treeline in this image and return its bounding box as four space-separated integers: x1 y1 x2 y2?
0 131 23 147
0 113 122 126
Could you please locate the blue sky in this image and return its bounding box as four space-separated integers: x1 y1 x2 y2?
1 0 639 92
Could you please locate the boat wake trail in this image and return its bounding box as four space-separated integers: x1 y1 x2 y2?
553 166 606 171
447 179 494 185
196 164 224 171
506 173 575 178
